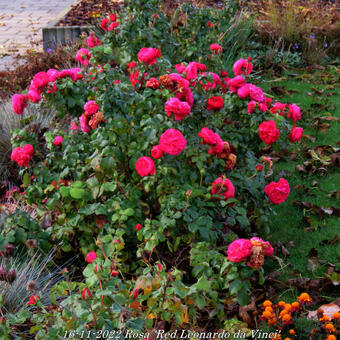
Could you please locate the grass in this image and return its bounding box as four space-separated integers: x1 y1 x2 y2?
257 66 340 286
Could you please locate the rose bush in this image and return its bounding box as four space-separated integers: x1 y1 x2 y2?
0 0 306 336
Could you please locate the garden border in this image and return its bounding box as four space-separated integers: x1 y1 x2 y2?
42 0 93 51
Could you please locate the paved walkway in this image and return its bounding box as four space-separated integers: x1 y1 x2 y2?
0 0 77 70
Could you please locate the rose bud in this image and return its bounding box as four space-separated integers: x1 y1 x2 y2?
135 223 143 231
111 270 119 277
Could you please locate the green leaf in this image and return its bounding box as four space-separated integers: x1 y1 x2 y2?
237 291 249 306
196 295 206 309
195 276 211 291
122 208 134 216
229 279 243 295
70 188 86 199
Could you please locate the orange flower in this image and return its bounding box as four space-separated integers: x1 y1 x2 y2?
265 306 273 313
263 310 273 319
288 329 296 336
268 318 278 326
325 335 336 340
297 292 312 303
280 309 289 318
324 323 335 333
278 301 286 308
263 300 273 308
320 314 331 322
282 314 292 325
291 302 299 312
284 303 292 312
333 312 340 321
284 338 292 340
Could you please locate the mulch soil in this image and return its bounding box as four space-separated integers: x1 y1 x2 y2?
56 0 225 27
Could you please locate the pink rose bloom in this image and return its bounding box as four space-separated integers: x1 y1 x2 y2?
264 178 290 204
86 251 97 263
211 176 235 200
233 58 253 76
79 114 91 133
159 129 187 156
165 97 191 121
270 102 286 116
27 86 41 103
135 156 156 177
32 72 51 90
185 62 198 81
109 13 117 22
288 125 303 143
199 72 221 91
69 68 83 81
287 104 301 122
227 239 253 262
227 75 246 93
247 101 257 114
198 127 218 145
237 84 265 103
53 136 63 146
70 122 79 131
250 237 274 256
151 145 164 159
87 34 101 48
208 134 224 156
11 144 34 167
84 100 100 116
258 120 280 145
258 103 268 112
75 48 91 66
12 94 28 114
137 47 161 65
101 18 109 30
46 68 60 82
175 64 186 73
210 43 223 54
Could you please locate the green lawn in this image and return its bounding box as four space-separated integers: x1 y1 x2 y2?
257 66 340 291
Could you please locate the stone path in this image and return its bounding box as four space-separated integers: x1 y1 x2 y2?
0 0 78 70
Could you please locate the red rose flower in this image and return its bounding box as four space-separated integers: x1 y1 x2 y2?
159 129 187 156
86 251 97 263
53 136 63 146
135 157 156 177
256 164 263 172
288 125 303 143
26 295 40 306
12 94 28 115
135 223 143 231
151 145 164 159
287 104 301 122
258 120 280 145
264 178 290 204
198 127 218 145
84 100 100 116
100 18 109 30
207 96 224 110
210 43 223 54
211 176 235 200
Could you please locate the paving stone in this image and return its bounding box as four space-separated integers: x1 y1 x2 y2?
0 0 77 71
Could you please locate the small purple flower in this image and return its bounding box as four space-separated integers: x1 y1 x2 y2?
309 34 315 39
324 43 328 48
47 48 52 53
293 43 299 50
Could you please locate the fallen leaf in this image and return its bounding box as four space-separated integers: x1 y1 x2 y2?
307 303 340 320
